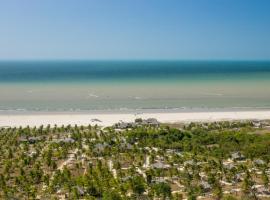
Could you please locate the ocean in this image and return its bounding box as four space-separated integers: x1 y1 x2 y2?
0 60 270 113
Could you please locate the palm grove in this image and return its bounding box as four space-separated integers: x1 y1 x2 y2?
0 119 270 199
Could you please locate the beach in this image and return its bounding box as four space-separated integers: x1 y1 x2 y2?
1 110 270 127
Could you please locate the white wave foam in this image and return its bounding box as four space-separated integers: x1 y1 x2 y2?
201 92 224 96
87 93 99 98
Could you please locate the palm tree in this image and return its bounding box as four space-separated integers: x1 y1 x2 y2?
153 182 172 200
242 170 257 200
262 169 269 189
212 180 223 200
130 175 146 199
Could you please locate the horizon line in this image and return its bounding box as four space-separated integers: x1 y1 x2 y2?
0 58 270 62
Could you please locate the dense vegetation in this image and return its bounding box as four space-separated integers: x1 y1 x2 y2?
0 120 270 199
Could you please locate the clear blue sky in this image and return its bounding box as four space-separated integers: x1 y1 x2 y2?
0 0 270 60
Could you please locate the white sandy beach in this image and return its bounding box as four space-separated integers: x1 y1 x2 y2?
0 110 270 127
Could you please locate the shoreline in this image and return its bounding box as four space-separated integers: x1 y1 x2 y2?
1 107 270 115
0 110 270 127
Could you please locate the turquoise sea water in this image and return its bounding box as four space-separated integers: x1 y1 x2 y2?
0 60 270 112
